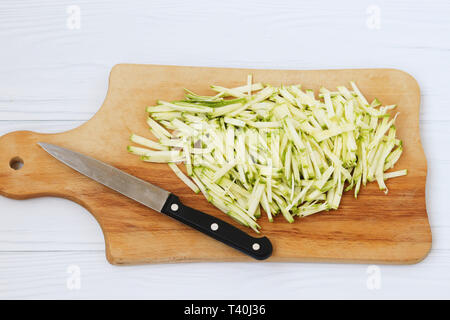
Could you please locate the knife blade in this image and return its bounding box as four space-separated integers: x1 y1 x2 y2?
38 142 272 260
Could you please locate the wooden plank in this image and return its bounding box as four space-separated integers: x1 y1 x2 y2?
1 0 450 122
1 250 449 299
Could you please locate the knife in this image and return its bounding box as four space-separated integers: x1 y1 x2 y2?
38 143 272 260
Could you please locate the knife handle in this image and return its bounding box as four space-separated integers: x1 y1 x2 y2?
161 194 272 260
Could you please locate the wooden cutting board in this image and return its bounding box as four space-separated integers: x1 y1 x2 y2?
0 64 431 265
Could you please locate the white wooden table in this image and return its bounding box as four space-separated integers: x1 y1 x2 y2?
1 0 449 299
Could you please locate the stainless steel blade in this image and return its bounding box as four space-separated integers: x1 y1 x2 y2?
38 143 170 213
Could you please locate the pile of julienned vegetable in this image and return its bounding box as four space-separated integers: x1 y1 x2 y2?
127 75 407 232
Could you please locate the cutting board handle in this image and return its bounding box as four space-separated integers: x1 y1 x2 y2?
0 129 80 200
1 130 42 199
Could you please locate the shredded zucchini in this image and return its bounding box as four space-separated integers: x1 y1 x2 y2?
127 76 407 232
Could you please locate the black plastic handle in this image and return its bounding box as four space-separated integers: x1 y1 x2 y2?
161 194 273 260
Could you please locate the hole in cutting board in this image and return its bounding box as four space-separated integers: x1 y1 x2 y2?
9 157 24 170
